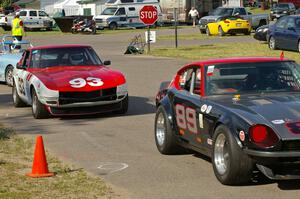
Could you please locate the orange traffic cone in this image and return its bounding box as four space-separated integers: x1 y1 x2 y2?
26 136 54 178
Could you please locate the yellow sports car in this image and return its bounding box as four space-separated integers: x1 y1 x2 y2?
206 16 251 36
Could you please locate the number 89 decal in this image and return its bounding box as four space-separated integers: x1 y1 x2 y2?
69 77 104 88
175 104 197 134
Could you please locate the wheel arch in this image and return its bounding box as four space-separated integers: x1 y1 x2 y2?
157 96 175 129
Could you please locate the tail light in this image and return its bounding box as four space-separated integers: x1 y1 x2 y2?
224 20 230 23
249 124 279 148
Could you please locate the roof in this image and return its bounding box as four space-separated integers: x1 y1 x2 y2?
29 44 91 50
189 57 292 66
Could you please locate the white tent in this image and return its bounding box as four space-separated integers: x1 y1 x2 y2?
53 0 80 15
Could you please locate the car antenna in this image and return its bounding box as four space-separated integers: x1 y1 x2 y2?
280 51 284 60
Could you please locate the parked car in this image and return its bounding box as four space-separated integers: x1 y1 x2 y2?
268 15 300 52
198 7 269 34
206 16 251 36
0 9 53 31
270 3 296 21
12 44 128 119
253 24 269 41
0 35 32 86
155 57 300 185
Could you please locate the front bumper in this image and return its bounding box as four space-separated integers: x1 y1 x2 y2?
254 32 267 41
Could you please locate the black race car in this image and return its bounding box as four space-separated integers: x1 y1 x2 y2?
155 57 300 185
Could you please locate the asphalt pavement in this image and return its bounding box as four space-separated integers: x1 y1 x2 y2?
1 27 300 199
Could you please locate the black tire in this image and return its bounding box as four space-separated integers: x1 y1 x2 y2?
46 27 52 31
12 82 26 107
269 36 277 50
212 125 254 185
200 29 206 34
31 89 49 119
154 106 183 155
206 27 211 36
5 65 13 87
2 25 11 31
218 26 225 36
114 95 128 114
109 22 117 30
244 31 251 35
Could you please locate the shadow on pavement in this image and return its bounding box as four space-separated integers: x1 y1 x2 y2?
0 94 12 106
277 180 300 190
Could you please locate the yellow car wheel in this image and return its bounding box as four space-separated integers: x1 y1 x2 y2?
218 26 225 36
206 27 211 36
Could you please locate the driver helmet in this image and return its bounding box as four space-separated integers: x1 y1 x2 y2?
69 53 84 65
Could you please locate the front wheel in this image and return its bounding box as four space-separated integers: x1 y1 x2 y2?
31 89 49 119
154 106 183 155
5 65 13 87
269 36 277 50
218 26 225 36
212 125 254 185
109 22 117 30
114 95 128 114
12 82 26 107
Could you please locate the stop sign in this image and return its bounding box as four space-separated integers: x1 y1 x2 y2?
139 5 158 25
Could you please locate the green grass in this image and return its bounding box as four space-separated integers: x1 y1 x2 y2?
150 42 300 63
157 33 250 41
0 124 112 199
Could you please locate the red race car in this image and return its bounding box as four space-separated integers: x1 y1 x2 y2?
13 44 128 119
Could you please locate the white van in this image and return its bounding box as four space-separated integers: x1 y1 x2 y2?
94 0 162 30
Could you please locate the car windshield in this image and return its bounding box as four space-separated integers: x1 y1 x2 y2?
30 47 103 68
205 61 300 95
101 7 118 15
211 8 234 16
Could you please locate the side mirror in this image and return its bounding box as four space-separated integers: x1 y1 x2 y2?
16 62 26 70
103 60 111 65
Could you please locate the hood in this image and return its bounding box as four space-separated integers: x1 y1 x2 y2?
28 65 125 92
94 15 112 20
200 15 219 21
210 93 300 140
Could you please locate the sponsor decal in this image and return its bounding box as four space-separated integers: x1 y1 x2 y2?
69 77 103 88
201 104 207 112
286 121 300 135
206 105 212 114
175 105 197 134
207 138 213 145
239 130 245 141
207 65 215 76
272 119 285 124
199 113 203 128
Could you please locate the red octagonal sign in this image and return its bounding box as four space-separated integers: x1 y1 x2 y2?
139 5 158 25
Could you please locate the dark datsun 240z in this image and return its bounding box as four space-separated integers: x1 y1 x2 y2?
155 57 300 185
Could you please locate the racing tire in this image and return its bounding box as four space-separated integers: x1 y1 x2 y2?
154 106 183 155
269 36 277 50
12 82 26 107
114 95 128 114
109 22 117 30
212 125 254 185
206 27 211 36
200 29 206 34
31 89 49 119
5 65 14 87
218 26 225 36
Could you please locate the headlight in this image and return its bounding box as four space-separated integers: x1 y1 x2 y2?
117 83 128 96
263 28 268 32
283 11 287 14
257 29 262 32
270 11 273 14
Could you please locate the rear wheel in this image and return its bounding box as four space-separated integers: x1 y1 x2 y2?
154 106 183 154
212 125 254 185
31 89 49 119
218 26 225 36
269 36 277 50
5 65 13 87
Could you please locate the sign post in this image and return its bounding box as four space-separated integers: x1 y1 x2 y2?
139 5 158 53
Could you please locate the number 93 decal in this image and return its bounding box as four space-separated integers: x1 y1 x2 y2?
69 77 104 88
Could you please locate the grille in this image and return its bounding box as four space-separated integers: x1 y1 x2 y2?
281 140 300 151
59 87 117 105
95 19 103 23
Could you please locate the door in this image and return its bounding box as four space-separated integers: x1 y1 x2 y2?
115 7 127 26
172 66 206 148
27 10 39 29
38 10 50 28
284 17 299 50
273 17 288 48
